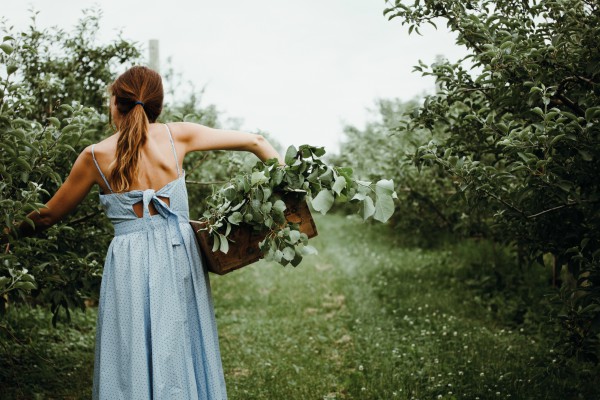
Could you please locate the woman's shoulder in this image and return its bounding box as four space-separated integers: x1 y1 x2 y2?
84 135 117 160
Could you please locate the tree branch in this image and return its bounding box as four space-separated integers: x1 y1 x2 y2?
527 203 577 219
185 180 228 186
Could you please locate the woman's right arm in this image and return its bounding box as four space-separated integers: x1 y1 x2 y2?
174 122 285 165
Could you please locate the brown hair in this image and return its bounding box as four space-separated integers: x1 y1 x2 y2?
108 65 163 192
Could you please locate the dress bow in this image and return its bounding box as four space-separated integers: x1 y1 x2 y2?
142 189 183 246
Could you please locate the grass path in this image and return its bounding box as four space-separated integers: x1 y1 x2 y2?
213 214 564 400
1 213 591 399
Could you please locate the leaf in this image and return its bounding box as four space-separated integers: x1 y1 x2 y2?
374 194 395 223
290 253 303 267
585 106 600 122
262 187 272 200
273 199 286 213
532 107 544 117
212 235 220 252
288 230 301 244
219 233 229 254
13 281 36 290
282 247 295 261
6 63 17 75
362 196 375 220
251 171 268 185
312 147 326 157
47 117 61 128
332 176 347 195
375 179 395 196
227 211 243 225
311 189 334 214
285 145 298 165
0 43 14 55
0 277 10 289
301 245 318 255
352 193 367 201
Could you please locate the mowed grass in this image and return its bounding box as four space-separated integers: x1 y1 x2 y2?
1 213 595 399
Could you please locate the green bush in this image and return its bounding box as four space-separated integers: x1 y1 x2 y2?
382 0 600 363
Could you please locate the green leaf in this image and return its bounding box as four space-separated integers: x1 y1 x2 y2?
285 145 298 165
0 276 10 289
282 247 295 261
288 230 301 244
352 193 367 201
227 211 243 225
312 147 326 157
0 43 14 55
251 171 268 185
273 200 286 213
301 245 318 255
375 179 395 196
374 194 394 223
290 253 303 267
585 106 600 122
212 235 220 252
47 117 61 128
260 202 272 214
6 63 17 75
362 196 375 220
219 233 229 254
311 189 334 214
332 176 346 195
13 281 36 290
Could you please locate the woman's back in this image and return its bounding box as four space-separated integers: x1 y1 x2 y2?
91 123 183 194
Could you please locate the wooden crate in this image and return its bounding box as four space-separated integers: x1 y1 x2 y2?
189 192 318 275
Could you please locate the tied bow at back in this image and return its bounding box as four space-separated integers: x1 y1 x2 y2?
141 189 183 246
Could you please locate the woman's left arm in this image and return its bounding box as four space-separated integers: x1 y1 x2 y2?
13 146 98 239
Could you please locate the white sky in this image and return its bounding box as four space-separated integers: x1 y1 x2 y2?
4 0 467 154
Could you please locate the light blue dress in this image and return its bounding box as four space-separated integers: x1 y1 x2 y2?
90 124 227 399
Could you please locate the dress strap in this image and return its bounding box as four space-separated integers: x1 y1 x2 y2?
164 124 181 177
91 144 114 193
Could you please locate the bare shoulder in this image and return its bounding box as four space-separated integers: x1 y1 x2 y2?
85 135 117 159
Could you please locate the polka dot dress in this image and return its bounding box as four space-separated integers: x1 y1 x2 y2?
90 125 227 399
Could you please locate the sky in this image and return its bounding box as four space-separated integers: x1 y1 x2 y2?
3 0 467 154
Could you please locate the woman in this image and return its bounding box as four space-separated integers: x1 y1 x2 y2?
10 65 283 399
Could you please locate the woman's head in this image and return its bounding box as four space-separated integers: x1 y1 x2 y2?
108 66 163 192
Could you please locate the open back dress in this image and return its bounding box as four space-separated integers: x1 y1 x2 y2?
91 124 227 399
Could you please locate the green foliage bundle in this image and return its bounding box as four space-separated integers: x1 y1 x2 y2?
199 144 397 266
383 0 600 363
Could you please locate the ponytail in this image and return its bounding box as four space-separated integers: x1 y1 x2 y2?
107 66 164 192
109 103 149 192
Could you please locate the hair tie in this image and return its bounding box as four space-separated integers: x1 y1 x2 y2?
134 100 145 107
